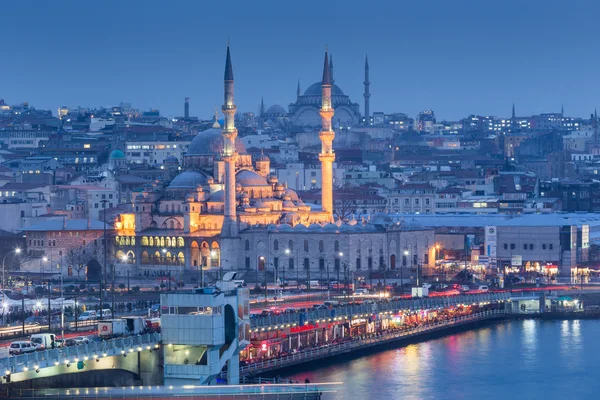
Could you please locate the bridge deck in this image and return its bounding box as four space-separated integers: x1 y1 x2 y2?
3 383 338 399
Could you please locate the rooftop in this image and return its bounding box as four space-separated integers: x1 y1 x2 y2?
22 219 111 231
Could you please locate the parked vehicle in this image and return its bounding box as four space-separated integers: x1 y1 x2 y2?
30 333 57 350
123 316 145 335
78 310 97 321
323 301 339 307
478 285 489 292
98 319 127 339
354 289 369 295
9 341 36 356
98 309 112 319
72 336 90 345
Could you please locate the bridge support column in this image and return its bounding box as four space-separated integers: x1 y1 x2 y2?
227 356 239 385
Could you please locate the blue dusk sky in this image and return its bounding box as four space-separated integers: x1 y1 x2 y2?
0 0 598 120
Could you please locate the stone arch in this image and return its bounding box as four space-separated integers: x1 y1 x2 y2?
177 237 184 247
390 254 396 270
273 239 279 251
165 237 171 247
142 237 149 246
125 250 135 264
190 241 200 268
149 237 154 246
115 250 125 261
210 241 220 267
153 251 161 264
177 251 185 265
201 241 210 268
141 251 150 265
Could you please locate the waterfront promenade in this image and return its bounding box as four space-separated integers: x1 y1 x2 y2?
237 310 506 378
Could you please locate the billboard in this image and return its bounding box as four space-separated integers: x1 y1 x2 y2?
485 226 497 265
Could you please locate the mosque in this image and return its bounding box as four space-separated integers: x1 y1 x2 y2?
260 55 365 130
111 47 433 282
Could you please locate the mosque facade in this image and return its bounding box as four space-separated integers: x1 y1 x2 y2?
111 47 433 281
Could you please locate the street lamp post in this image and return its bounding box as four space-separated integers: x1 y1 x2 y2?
100 199 109 320
402 249 408 296
1 248 21 324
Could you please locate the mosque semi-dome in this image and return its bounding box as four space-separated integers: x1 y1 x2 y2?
236 170 268 186
186 127 246 156
168 171 209 188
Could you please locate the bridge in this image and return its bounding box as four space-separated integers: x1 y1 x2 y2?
0 292 511 386
238 310 507 377
0 333 161 385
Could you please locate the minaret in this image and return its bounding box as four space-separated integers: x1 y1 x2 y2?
184 97 190 119
221 45 238 237
363 55 371 125
329 54 334 84
319 50 335 219
594 108 598 147
296 80 301 100
258 97 265 131
511 102 515 119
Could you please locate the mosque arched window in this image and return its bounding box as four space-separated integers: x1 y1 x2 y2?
165 237 171 247
142 237 148 246
273 240 279 251
304 240 309 252
131 237 135 246
289 240 293 251
245 240 250 251
334 240 340 252
178 237 184 247
149 237 154 246
319 240 324 252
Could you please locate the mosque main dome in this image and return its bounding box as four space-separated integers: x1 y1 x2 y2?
187 126 246 156
303 82 346 96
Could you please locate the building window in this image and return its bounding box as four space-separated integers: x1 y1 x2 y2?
334 258 340 271
549 244 553 250
245 257 250 270
288 240 293 251
273 239 279 251
273 257 279 270
504 244 508 250
289 258 294 270
529 244 534 250
334 241 339 252
356 258 361 270
542 244 547 250
319 240 324 252
523 244 527 250
304 240 309 252
319 258 325 270
245 240 250 251
304 258 309 270
510 244 515 250
404 199 409 205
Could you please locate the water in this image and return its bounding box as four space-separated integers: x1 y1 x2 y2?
287 319 600 399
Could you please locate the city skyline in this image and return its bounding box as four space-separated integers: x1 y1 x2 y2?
2 0 599 120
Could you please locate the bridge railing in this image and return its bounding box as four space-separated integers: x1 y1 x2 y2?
250 292 510 328
0 333 161 374
241 310 506 375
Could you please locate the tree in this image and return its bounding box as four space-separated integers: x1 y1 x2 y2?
333 182 359 221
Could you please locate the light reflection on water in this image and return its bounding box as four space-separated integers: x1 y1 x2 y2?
287 320 600 400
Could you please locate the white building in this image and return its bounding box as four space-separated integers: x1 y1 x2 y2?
125 141 191 165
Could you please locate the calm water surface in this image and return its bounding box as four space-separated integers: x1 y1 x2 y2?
288 320 600 399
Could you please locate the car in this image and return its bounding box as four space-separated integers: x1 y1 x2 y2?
9 341 36 356
260 310 270 317
284 308 296 314
72 336 90 345
54 339 66 348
